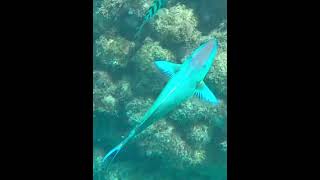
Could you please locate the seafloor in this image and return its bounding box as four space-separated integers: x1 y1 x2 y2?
93 0 227 179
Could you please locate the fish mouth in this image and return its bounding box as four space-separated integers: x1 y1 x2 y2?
191 39 217 68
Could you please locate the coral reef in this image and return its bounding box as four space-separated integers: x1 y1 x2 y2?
93 70 119 116
124 0 152 19
96 0 126 24
137 120 207 169
130 37 175 97
125 97 153 126
114 77 134 103
93 0 227 179
220 140 227 152
95 34 135 73
168 99 218 126
208 99 227 132
95 159 177 180
187 123 212 148
151 4 201 46
132 38 176 73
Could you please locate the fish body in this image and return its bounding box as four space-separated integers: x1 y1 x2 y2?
134 0 167 38
102 39 219 168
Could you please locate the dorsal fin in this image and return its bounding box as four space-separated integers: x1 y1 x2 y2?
194 81 219 105
154 60 181 78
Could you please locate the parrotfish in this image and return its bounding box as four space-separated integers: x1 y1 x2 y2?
134 0 167 39
102 39 220 169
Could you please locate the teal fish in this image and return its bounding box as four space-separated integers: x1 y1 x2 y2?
134 0 167 39
102 39 220 168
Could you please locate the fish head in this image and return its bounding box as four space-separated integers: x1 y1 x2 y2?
189 39 218 80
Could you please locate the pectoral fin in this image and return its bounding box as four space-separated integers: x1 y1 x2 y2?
154 60 181 78
194 81 219 105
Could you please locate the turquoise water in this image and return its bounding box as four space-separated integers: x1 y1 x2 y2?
93 0 227 179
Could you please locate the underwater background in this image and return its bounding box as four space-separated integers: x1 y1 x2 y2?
93 0 227 179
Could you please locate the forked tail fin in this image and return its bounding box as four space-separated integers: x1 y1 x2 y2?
101 143 123 171
101 128 137 171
